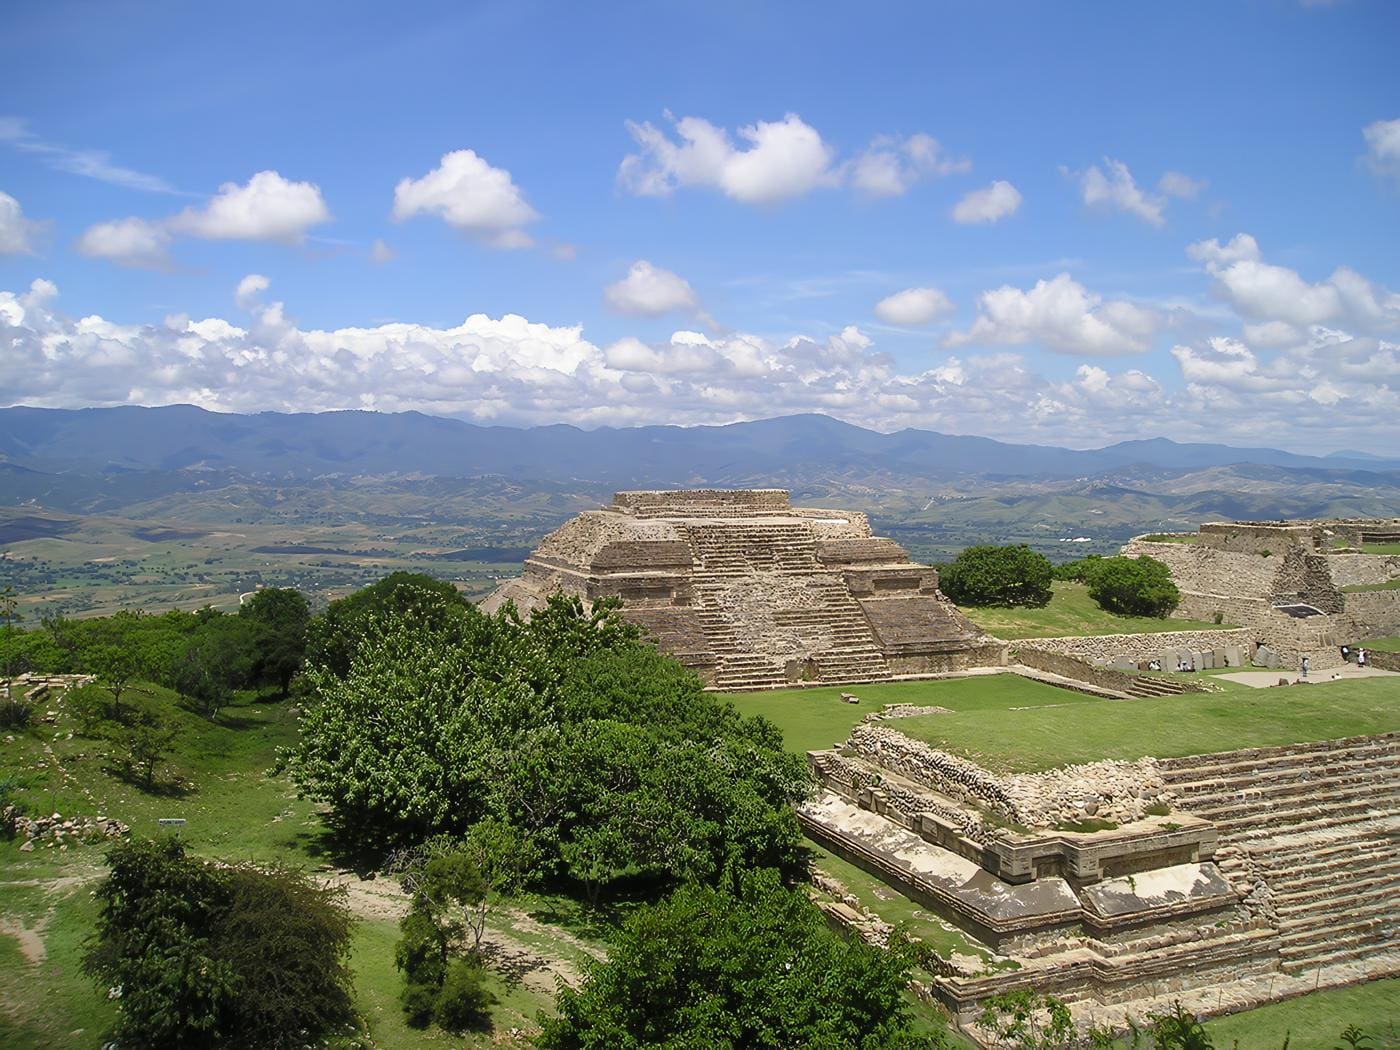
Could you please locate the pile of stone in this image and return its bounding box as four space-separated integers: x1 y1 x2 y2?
7 808 129 851
847 725 1174 829
860 703 954 722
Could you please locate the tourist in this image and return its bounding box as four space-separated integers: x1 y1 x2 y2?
1341 644 1351 663
1301 656 1309 678
1358 648 1367 668
1148 658 1161 672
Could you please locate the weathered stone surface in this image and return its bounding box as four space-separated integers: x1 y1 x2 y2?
484 490 1003 689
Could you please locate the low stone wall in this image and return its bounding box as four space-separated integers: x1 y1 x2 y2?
1121 540 1279 598
1362 649 1400 671
846 725 1172 829
1345 589 1400 637
613 488 791 517
1022 628 1255 665
1327 552 1400 588
1013 647 1209 693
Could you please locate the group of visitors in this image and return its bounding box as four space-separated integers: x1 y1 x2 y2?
1339 645 1369 667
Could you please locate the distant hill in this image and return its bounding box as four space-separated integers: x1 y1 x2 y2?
1 405 1396 483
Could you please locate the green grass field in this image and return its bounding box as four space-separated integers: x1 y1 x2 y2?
726 673 1400 772
1360 637 1400 652
960 582 1229 639
1205 979 1400 1049
1341 578 1400 592
1362 543 1400 556
0 682 581 1048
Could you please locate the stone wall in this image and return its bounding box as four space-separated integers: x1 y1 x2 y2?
1345 590 1400 637
1013 647 1210 693
1362 649 1400 671
1328 552 1400 588
1121 540 1279 598
613 488 791 517
846 725 1172 829
533 511 682 568
1022 628 1255 665
1197 521 1324 554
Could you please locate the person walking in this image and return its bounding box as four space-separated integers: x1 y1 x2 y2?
1301 655 1309 679
1358 648 1367 668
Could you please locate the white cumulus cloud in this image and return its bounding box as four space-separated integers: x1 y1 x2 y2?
393 149 538 249
945 273 1158 355
1189 233 1400 333
874 287 954 326
171 171 330 242
75 217 171 269
234 274 270 309
851 133 969 197
370 239 395 264
0 190 40 255
1072 158 1167 227
1157 171 1207 199
603 261 704 319
619 113 966 205
951 180 1022 224
1363 118 1400 183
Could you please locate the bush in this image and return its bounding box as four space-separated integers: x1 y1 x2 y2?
84 838 357 1050
434 958 496 1031
941 545 1053 608
1086 556 1180 617
0 697 34 728
1052 554 1105 584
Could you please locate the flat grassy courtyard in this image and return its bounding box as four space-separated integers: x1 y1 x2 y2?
959 581 1228 640
725 673 1400 772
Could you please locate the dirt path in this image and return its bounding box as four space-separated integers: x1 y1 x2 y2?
0 914 51 965
328 871 597 994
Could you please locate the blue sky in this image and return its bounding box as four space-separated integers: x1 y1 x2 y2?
2 0 1398 453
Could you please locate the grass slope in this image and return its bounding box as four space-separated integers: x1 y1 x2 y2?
0 682 579 1048
960 582 1228 640
1205 978 1400 1049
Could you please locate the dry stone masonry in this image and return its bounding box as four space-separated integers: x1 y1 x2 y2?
484 489 1004 689
801 715 1400 1031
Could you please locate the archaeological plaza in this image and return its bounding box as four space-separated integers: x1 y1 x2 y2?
490 491 1400 1032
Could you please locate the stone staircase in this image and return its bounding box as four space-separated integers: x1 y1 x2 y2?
683 521 821 576
1158 735 1400 975
695 574 891 691
1122 676 1190 698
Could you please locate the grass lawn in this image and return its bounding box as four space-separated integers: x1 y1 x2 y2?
961 582 1228 640
722 673 1099 755
1362 542 1400 556
1206 978 1400 1049
891 677 1400 772
0 681 596 1048
1360 637 1400 652
1341 578 1400 592
726 672 1400 772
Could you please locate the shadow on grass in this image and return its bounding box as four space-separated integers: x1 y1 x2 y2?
288 824 388 878
105 765 195 799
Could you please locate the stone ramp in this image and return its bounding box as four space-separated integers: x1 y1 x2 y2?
1158 734 1400 975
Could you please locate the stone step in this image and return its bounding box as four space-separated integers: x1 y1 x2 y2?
1267 853 1400 896
1272 877 1398 921
1278 920 1399 967
1225 806 1392 844
1189 789 1400 829
1158 738 1399 781
1279 935 1400 973
1163 752 1400 798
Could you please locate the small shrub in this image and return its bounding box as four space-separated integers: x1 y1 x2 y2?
68 684 111 736
433 958 495 1031
1212 610 1224 625
1144 802 1171 816
400 980 439 1029
0 697 34 729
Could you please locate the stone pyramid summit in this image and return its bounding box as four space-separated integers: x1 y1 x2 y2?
483 489 1003 690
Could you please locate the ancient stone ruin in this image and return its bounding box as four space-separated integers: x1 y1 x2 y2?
803 712 1400 1029
483 489 1002 689
1122 518 1400 671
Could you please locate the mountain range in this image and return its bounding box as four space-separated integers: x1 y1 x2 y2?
2 405 1397 483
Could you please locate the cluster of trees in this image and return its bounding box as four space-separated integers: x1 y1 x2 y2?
1054 555 1181 617
937 545 1180 619
285 579 811 901
940 545 1055 608
84 838 356 1050
0 588 310 718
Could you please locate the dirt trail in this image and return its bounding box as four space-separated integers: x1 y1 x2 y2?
0 914 51 965
329 871 595 994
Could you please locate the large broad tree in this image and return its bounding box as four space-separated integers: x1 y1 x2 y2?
537 868 947 1050
239 587 311 696
1086 555 1180 617
287 587 810 895
940 545 1054 608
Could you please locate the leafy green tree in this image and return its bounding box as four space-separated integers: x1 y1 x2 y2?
83 610 152 721
1086 556 1180 617
239 587 310 696
537 868 945 1050
941 545 1053 608
84 838 356 1050
172 614 258 719
121 714 180 790
307 571 470 678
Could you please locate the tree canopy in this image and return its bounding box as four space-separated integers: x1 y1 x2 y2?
940 545 1053 608
286 588 811 898
537 868 945 1050
1085 555 1180 617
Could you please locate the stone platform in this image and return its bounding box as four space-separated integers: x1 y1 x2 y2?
800 710 1400 1031
483 489 1003 689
